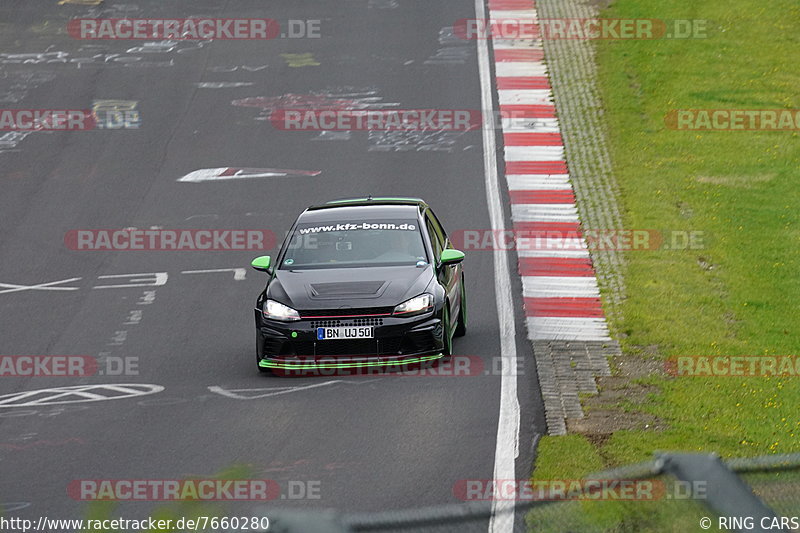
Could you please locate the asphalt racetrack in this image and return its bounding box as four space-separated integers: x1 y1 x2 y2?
0 1 545 530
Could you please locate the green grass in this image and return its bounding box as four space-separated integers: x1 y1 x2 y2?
534 0 800 488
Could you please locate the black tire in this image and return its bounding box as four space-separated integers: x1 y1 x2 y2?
442 304 453 357
454 273 467 337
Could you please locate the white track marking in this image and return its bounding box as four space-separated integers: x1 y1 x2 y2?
476 0 520 530
195 82 255 88
498 89 552 105
178 167 321 182
518 242 590 258
490 9 537 19
506 174 572 190
0 277 81 295
527 317 611 341
0 384 164 407
504 145 565 161
501 116 560 132
511 204 579 222
208 381 354 400
522 276 601 298
182 268 247 281
495 62 547 76
492 38 544 49
93 272 168 289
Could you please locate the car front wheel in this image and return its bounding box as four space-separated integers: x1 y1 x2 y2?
454 274 466 337
442 304 453 357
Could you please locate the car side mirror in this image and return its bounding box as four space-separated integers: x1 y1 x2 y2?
440 249 465 265
251 255 272 274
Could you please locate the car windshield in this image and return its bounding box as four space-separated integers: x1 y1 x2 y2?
280 219 429 269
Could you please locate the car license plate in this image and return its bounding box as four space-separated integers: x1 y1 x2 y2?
317 326 374 340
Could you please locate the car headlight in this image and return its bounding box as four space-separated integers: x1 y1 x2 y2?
393 293 434 316
263 299 301 321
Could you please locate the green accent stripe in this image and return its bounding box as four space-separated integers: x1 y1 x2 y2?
259 354 443 370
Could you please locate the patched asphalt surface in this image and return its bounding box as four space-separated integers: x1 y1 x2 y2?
0 0 544 528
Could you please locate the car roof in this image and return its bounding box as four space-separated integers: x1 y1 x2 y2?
297 203 423 223
307 197 428 210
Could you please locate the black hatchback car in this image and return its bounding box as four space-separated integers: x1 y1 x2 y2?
251 197 466 374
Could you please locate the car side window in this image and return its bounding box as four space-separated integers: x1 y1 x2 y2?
425 210 445 260
426 210 449 248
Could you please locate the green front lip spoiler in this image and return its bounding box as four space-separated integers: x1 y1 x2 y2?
259 353 443 370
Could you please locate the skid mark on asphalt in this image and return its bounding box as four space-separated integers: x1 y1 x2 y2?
368 128 474 153
232 87 398 123
0 71 56 104
425 26 474 65
0 38 213 69
233 87 475 151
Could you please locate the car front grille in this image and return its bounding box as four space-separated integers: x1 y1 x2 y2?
308 317 385 329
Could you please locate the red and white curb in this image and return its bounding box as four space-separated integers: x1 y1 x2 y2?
489 0 611 342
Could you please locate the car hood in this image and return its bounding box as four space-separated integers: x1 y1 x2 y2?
267 265 435 312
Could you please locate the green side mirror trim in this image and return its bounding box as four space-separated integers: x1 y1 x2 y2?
440 249 465 265
251 255 272 272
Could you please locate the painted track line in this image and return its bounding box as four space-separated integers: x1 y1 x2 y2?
475 0 520 530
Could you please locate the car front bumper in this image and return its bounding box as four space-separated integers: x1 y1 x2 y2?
255 309 445 369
